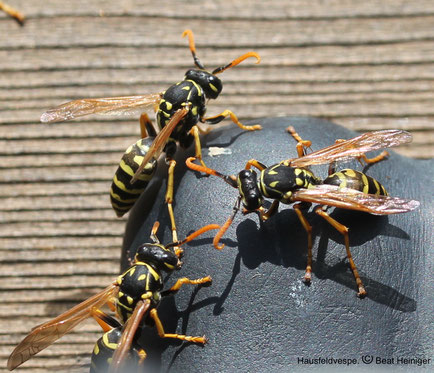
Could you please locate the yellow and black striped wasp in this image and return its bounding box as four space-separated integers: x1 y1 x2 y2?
89 309 145 373
40 29 261 218
186 128 420 297
7 221 219 372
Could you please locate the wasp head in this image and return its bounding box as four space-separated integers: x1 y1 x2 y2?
237 169 263 211
185 69 223 99
135 243 182 272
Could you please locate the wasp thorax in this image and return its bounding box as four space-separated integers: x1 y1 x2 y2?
135 244 180 272
238 169 263 211
185 69 222 99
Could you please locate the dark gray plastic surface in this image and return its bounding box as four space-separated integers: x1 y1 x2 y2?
122 117 433 372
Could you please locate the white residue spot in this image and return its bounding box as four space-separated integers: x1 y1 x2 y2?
208 147 232 157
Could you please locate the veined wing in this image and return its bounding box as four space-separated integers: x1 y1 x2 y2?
131 108 189 183
109 299 150 373
292 184 420 215
7 284 118 371
40 93 162 123
289 130 412 168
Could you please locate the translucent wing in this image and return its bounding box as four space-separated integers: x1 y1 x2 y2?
292 184 420 215
109 299 150 373
131 108 189 183
289 130 412 168
7 284 118 371
40 93 162 123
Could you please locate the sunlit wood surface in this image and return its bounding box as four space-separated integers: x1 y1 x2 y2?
0 1 433 371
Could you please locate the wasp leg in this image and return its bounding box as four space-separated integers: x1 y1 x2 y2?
190 125 208 169
358 151 389 166
259 200 280 221
162 276 212 297
213 196 241 250
91 308 121 332
196 122 212 135
314 206 367 298
293 203 314 283
0 1 24 25
165 160 183 257
137 349 147 371
202 110 262 131
286 126 312 158
245 159 267 171
139 113 157 139
150 308 207 344
149 221 161 244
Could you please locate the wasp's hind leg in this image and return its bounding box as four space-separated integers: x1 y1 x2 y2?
314 206 367 298
139 113 157 139
293 203 314 283
202 110 262 131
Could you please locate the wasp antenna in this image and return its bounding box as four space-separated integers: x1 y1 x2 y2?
0 1 25 25
150 221 161 244
182 29 206 70
186 157 237 188
212 52 261 75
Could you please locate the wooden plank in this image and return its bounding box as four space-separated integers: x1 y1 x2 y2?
0 1 433 372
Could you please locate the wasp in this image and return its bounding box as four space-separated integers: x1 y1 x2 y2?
186 128 420 297
0 1 24 24
89 309 146 373
40 29 261 218
7 221 219 372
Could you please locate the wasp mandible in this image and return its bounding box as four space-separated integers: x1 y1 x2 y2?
40 30 261 217
186 128 420 297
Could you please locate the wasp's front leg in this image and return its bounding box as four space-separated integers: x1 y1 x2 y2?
202 110 262 131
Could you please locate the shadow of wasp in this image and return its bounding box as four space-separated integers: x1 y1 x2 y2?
40 29 261 224
7 222 219 372
186 127 420 297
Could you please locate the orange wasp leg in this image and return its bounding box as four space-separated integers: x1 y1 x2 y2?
165 276 212 295
0 1 24 25
139 113 156 139
203 110 262 132
293 203 314 283
150 308 207 344
314 206 367 298
286 126 312 158
245 159 267 171
259 200 280 221
190 125 207 168
90 308 119 333
165 160 183 257
213 196 241 250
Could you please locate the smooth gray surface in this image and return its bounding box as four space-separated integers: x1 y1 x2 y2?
123 117 433 372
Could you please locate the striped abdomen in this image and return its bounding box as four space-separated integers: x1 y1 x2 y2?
323 169 388 196
90 327 142 373
110 138 157 217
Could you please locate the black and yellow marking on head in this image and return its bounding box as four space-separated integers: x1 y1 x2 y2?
110 137 158 217
324 169 388 196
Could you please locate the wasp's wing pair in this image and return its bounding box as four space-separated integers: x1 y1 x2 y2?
7 284 118 371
